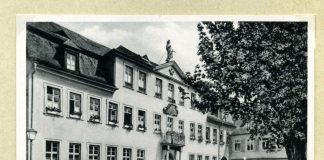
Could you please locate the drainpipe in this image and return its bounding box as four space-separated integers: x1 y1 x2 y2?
27 62 37 160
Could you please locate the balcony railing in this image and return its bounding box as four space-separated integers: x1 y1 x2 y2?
161 131 185 146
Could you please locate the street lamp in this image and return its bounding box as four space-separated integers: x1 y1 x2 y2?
27 128 37 160
26 128 37 141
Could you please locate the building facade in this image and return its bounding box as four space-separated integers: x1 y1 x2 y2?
26 22 236 160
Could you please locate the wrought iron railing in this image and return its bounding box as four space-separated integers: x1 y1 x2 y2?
161 131 185 146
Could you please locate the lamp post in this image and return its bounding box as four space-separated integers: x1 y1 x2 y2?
27 128 37 160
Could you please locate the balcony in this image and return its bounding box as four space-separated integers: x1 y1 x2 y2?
161 131 185 147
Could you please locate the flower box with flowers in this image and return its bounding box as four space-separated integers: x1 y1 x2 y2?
70 111 82 116
212 139 217 144
89 115 100 123
198 136 204 142
45 106 61 115
206 139 211 143
154 128 161 134
219 141 225 145
123 124 133 130
137 125 146 132
190 135 196 140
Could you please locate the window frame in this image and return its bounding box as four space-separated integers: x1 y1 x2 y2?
44 83 63 116
246 139 255 151
65 52 78 71
178 120 184 134
136 149 145 160
178 87 185 106
124 65 134 89
138 71 147 94
167 83 175 103
166 116 174 131
206 127 211 143
88 96 102 123
106 145 118 160
45 140 60 160
67 90 83 119
234 139 241 152
88 143 101 160
197 155 203 160
189 154 195 160
198 124 203 142
212 128 218 144
107 100 119 126
155 78 163 99
122 148 132 160
123 105 133 129
137 109 147 132
189 122 196 140
69 142 82 160
153 113 162 133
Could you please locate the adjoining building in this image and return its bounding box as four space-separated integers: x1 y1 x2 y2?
229 124 287 160
26 22 236 160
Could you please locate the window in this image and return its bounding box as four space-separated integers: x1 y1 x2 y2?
154 114 161 132
206 127 211 142
191 92 196 108
137 149 145 160
66 53 76 71
138 110 146 131
123 148 132 160
46 141 59 160
69 92 81 118
138 71 146 93
220 130 224 143
178 120 184 133
108 102 118 124
89 97 100 122
198 124 203 141
124 66 133 88
213 128 218 143
178 87 185 106
167 117 174 131
234 139 241 151
197 155 203 160
205 156 210 160
189 154 195 160
46 86 61 113
247 139 255 151
155 78 162 98
69 143 81 160
89 145 100 160
107 146 117 160
212 157 217 160
124 107 133 128
190 123 196 140
168 83 175 103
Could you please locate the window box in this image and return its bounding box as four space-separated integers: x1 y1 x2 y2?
137 125 146 132
198 136 204 142
206 139 211 144
155 93 162 99
190 135 196 140
138 87 146 94
154 129 161 134
107 120 118 126
124 82 133 89
123 124 133 130
89 115 100 123
219 141 225 145
212 139 217 144
45 106 61 114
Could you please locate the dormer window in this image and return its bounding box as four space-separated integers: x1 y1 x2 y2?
66 53 76 71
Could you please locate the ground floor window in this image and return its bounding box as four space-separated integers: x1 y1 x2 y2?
234 139 241 151
137 149 145 160
107 146 117 160
123 148 132 160
89 144 100 160
69 143 81 160
205 156 210 160
189 154 195 160
212 156 217 160
46 141 59 160
197 155 203 160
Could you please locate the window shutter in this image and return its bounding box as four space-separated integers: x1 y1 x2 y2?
241 138 245 152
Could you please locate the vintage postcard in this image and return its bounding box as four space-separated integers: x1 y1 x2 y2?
16 15 314 160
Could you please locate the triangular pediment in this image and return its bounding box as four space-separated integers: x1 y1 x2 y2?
154 61 186 83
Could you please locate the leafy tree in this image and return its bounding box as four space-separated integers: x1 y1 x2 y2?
186 22 307 160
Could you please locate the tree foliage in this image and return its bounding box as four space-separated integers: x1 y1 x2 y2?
186 22 307 159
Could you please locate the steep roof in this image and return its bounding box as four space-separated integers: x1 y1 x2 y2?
27 22 111 56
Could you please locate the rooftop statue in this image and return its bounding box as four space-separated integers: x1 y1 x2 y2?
166 40 175 63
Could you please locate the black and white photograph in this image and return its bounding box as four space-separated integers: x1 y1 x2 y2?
17 16 314 160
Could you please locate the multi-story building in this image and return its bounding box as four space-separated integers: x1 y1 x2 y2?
26 22 236 160
229 125 287 160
